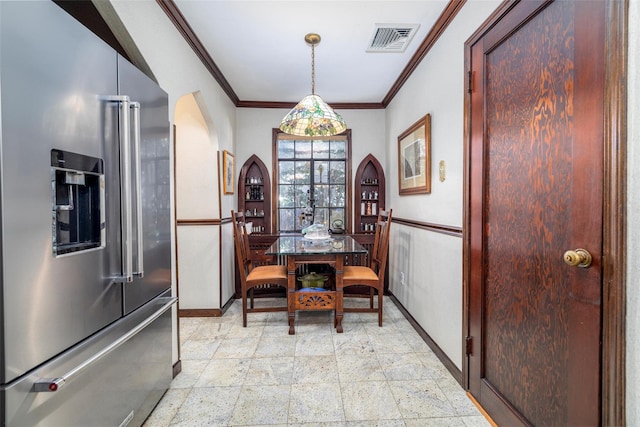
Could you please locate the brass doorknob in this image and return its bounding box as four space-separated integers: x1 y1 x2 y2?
563 248 592 268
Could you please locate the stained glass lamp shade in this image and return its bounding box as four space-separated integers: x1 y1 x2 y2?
280 94 347 137
279 33 347 137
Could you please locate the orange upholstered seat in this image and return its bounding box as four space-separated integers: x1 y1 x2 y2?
247 265 287 282
342 266 379 281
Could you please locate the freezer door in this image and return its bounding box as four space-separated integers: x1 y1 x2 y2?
2 293 176 427
117 57 171 314
0 1 123 384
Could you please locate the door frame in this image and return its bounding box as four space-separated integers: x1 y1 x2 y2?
461 1 628 425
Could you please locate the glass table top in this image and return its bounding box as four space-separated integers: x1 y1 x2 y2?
265 235 367 256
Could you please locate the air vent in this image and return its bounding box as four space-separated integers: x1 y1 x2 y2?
366 24 420 53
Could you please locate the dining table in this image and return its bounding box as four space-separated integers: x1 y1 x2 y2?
265 235 367 335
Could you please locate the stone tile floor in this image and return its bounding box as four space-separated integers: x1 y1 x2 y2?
143 297 492 426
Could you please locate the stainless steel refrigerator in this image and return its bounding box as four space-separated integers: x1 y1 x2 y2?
0 2 175 426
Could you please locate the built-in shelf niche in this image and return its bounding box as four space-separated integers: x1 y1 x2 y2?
354 154 385 234
237 154 271 235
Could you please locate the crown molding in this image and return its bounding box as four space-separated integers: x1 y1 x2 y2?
382 0 466 106
156 0 239 105
236 100 385 110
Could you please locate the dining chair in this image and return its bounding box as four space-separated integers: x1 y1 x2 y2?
342 209 392 326
231 210 288 327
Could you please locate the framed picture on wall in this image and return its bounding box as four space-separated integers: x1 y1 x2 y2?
223 150 235 194
397 114 431 195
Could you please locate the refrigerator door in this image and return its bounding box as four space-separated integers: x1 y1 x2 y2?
117 57 171 314
0 1 123 384
3 292 176 427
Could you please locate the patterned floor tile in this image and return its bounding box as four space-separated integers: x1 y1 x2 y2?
148 297 490 426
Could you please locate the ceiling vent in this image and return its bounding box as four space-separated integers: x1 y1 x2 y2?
366 24 420 53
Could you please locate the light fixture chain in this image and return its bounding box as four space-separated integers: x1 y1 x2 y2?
311 42 315 95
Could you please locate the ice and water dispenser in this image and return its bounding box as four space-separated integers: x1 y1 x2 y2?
51 149 105 255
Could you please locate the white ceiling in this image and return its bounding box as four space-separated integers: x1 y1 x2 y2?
173 1 450 104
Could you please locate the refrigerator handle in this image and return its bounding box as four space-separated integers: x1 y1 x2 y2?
33 297 177 393
131 101 144 278
101 95 133 283
119 96 134 283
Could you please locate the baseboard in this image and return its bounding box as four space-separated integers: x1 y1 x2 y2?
221 297 235 314
388 293 463 385
467 392 498 426
179 308 222 317
178 297 236 318
172 360 182 378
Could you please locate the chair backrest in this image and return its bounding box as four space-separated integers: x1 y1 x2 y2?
231 210 253 278
370 209 392 280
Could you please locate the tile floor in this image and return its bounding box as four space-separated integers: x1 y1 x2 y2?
143 297 492 427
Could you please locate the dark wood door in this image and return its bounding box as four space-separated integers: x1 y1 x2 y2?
467 1 605 425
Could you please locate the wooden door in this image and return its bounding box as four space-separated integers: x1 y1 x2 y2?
466 1 605 425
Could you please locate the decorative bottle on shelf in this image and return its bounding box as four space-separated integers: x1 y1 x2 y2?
366 201 372 216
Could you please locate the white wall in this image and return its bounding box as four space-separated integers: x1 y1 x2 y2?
174 93 221 309
627 1 639 424
175 93 218 220
220 221 236 305
390 224 462 360
384 0 502 369
176 226 221 308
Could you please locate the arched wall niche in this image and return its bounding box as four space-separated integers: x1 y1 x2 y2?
174 91 222 312
174 91 220 219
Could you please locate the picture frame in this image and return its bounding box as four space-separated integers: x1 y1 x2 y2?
223 150 235 194
397 114 431 195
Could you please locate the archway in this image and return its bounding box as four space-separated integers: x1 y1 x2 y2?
174 92 222 315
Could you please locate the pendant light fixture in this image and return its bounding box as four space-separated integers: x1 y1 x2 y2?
279 33 347 137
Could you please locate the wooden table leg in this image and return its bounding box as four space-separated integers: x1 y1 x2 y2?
287 255 296 335
335 255 344 333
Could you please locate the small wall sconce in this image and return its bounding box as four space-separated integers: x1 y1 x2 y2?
439 160 446 182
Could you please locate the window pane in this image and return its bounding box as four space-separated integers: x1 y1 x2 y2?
314 184 330 207
330 185 345 207
329 161 345 184
295 140 312 158
295 161 310 184
330 208 345 225
279 161 295 184
279 209 296 232
279 185 295 207
278 140 295 158
331 140 346 159
315 161 329 184
313 140 330 159
296 185 311 207
313 207 329 226
296 207 310 228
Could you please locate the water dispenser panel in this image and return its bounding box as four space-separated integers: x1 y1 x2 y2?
51 149 105 256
